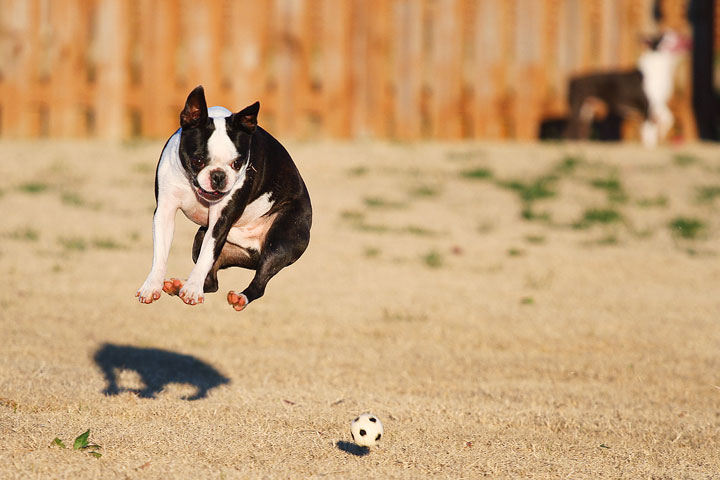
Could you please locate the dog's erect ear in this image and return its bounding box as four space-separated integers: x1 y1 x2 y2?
180 85 209 129
639 33 663 51
231 101 260 134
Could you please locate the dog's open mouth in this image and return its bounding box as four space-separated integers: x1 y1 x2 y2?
196 187 227 202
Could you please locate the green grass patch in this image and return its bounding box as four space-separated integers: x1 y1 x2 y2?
347 166 369 176
363 196 406 209
524 235 546 244
409 185 440 197
8 227 40 242
520 296 535 305
60 191 87 207
636 195 669 208
552 155 583 175
669 217 706 240
422 250 444 269
92 238 124 250
673 153 699 167
58 236 87 251
352 223 391 233
363 247 381 258
18 182 49 194
574 208 623 228
696 185 720 204
402 225 438 237
460 167 493 180
521 206 551 222
499 176 558 203
340 210 365 222
507 248 525 257
589 175 627 203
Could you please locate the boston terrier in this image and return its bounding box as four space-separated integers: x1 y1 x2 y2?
565 30 690 146
136 86 312 311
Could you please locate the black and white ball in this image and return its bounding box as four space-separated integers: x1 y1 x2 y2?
350 413 384 447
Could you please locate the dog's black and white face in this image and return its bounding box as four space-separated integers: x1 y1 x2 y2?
178 86 259 204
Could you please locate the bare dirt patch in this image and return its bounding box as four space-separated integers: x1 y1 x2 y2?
1 140 719 478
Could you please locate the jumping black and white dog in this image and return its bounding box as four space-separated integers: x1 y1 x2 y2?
566 30 690 146
136 86 312 312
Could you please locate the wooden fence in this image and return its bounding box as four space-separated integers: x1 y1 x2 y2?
0 0 704 140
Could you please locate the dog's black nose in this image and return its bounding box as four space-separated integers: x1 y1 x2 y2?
210 169 226 190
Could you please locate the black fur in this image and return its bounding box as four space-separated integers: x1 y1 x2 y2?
565 69 649 140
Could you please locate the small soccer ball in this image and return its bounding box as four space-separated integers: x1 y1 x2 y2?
350 413 384 447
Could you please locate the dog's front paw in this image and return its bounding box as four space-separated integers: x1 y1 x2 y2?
162 278 184 296
227 291 248 311
136 279 163 304
178 280 204 306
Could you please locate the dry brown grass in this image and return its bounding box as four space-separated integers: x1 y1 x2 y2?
1 139 719 479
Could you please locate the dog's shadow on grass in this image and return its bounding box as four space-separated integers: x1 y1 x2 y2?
336 441 370 456
94 343 230 401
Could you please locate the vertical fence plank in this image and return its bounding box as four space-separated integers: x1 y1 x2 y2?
366 0 392 138
2 0 40 136
321 0 352 137
47 0 81 136
514 0 546 140
543 0 565 117
429 0 463 139
182 0 223 105
349 0 368 138
93 0 128 139
601 0 620 69
470 0 491 138
227 0 269 114
273 0 310 137
138 0 178 137
392 0 423 140
495 0 515 138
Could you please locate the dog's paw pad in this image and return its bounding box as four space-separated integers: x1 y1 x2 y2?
163 278 183 296
227 291 248 311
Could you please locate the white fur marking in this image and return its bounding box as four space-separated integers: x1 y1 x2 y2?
227 193 276 252
207 117 238 164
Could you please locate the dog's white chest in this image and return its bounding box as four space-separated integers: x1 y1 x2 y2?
181 199 210 225
227 193 275 251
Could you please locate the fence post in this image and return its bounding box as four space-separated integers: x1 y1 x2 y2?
366 0 392 138
94 0 128 140
1 0 40 137
273 0 310 138
514 0 546 140
392 0 423 140
322 0 352 138
430 0 464 139
45 0 82 136
227 0 269 116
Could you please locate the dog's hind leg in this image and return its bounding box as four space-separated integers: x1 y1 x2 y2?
192 226 259 293
227 205 311 311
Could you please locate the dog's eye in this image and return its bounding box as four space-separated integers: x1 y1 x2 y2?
232 156 244 171
191 157 205 170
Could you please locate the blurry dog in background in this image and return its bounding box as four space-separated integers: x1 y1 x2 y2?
565 30 691 147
